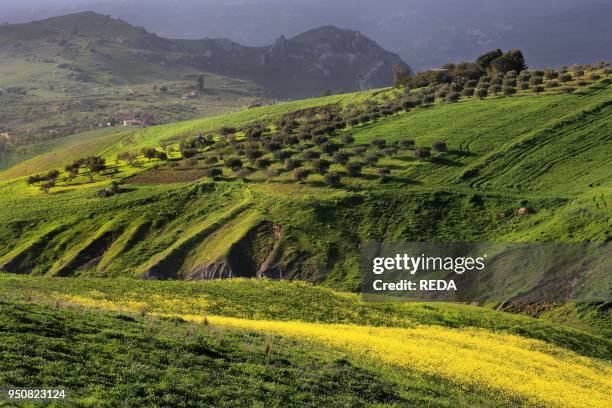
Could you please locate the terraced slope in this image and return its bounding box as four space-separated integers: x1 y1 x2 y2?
0 81 610 292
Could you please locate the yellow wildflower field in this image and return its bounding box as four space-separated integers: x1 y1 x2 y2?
177 315 611 408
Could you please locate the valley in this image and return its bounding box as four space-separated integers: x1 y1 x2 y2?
0 9 610 407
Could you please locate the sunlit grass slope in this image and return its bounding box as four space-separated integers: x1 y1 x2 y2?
2 275 609 358
0 81 610 293
1 276 610 407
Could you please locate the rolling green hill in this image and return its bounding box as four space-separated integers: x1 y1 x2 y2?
0 77 610 291
0 58 610 406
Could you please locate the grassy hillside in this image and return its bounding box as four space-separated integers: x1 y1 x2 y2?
0 79 609 291
0 276 610 407
0 63 610 406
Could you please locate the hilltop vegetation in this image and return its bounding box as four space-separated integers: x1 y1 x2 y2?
0 60 610 294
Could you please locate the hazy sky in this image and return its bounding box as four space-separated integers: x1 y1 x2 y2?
2 0 610 69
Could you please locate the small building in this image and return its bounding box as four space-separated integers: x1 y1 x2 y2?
123 119 143 126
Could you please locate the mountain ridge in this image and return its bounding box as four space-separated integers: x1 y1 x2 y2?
0 11 411 99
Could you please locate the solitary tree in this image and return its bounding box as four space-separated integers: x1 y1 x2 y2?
87 157 106 181
432 141 448 152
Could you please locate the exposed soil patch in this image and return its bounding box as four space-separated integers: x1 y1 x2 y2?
228 221 283 278
125 168 208 184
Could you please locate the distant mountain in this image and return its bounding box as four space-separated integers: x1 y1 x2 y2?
2 0 609 71
0 12 410 99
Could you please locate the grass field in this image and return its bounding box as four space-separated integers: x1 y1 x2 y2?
0 69 610 406
0 276 610 407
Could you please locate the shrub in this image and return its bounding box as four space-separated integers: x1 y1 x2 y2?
432 141 448 152
463 87 475 97
273 150 293 161
519 82 530 90
465 79 478 88
345 162 362 177
414 148 431 159
141 147 158 159
534 85 544 94
46 169 60 181
476 88 488 100
530 76 544 86
359 114 371 123
245 149 263 162
264 141 282 152
446 92 461 103
450 83 463 92
204 156 219 165
489 84 502 95
341 134 355 145
503 86 516 96
423 94 436 104
27 174 43 184
436 89 448 99
403 100 417 110
401 139 415 149
559 73 572 83
590 73 601 81
333 151 351 165
576 80 589 87
371 138 386 149
321 142 340 155
313 135 329 145
323 171 342 188
544 69 558 80
382 147 397 157
204 168 223 179
311 159 331 174
225 157 243 170
378 167 391 176
292 168 310 181
298 133 313 141
285 159 302 171
304 150 321 160
365 154 379 165
255 158 272 169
